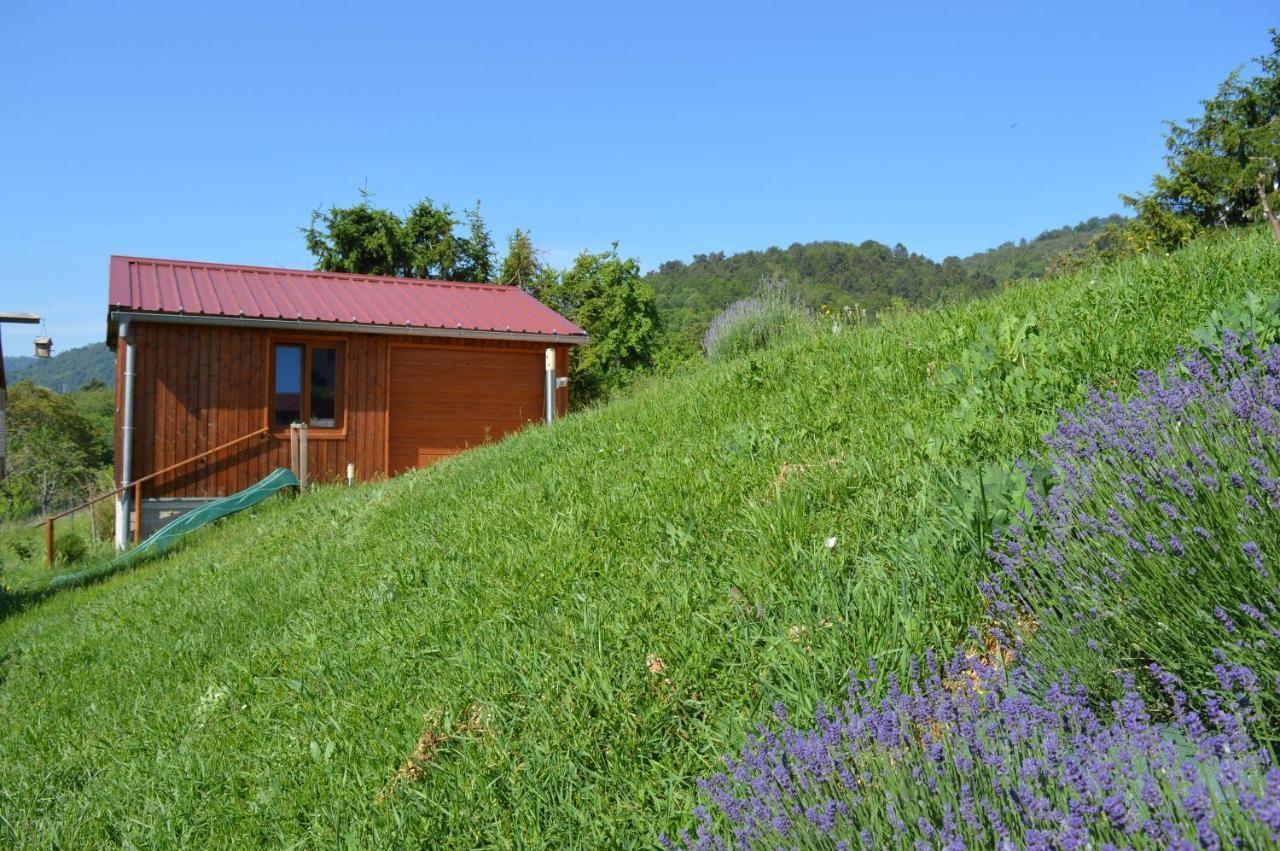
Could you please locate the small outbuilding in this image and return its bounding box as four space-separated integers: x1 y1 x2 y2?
106 256 587 547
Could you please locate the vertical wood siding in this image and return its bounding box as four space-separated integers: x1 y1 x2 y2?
386 345 545 474
115 323 572 498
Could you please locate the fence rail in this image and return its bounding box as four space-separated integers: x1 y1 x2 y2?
37 427 269 566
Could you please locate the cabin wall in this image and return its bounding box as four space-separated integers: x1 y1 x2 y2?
114 322 571 499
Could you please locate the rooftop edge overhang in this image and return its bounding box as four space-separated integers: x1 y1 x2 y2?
106 310 590 348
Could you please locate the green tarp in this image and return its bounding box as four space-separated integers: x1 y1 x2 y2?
49 468 299 590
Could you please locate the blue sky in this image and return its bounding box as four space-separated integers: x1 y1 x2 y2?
0 1 1275 352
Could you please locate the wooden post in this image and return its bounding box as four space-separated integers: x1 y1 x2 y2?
133 481 142 544
289 424 300 480
0 313 41 481
45 518 54 566
298 423 308 489
1259 171 1280 243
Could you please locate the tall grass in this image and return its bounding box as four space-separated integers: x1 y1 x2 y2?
0 230 1277 847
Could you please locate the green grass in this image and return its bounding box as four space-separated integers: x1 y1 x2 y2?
1 230 1277 848
0 512 115 596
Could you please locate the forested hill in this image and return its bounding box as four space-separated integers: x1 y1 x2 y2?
958 214 1126 281
647 215 1127 334
4 342 114 392
649 241 998 333
1 218 1130 380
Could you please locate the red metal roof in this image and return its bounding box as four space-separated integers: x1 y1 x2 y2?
108 255 587 341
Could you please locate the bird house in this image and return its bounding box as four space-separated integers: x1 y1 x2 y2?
34 336 52 358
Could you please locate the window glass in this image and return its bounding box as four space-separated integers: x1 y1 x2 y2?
310 346 338 428
274 344 304 427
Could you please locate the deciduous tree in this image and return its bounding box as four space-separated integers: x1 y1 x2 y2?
0 381 103 519
549 244 662 406
303 191 497 281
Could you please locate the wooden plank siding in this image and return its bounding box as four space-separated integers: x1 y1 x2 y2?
386 345 545 474
114 322 571 499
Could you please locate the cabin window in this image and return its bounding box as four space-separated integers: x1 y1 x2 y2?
274 344 304 427
309 346 339 428
272 341 344 430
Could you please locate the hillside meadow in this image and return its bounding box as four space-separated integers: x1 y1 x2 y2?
1 230 1278 847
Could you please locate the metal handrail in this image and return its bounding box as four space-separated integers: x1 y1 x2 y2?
40 427 269 565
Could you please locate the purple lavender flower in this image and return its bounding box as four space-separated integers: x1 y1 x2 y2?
668 651 1280 849
1243 542 1266 574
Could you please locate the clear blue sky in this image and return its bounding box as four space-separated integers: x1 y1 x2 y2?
0 1 1275 352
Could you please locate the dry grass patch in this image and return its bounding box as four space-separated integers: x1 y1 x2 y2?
377 703 493 803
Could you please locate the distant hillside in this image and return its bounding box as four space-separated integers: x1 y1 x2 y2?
3 354 38 376
647 216 1127 334
959 214 1127 282
649 240 998 333
4 342 114 392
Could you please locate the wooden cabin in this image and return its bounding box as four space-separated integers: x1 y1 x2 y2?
106 256 587 546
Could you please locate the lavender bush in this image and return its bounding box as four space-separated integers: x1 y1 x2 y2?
703 277 814 360
985 337 1280 715
666 338 1280 848
664 652 1280 849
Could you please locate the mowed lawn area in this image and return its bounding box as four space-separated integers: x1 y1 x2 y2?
2 231 1278 848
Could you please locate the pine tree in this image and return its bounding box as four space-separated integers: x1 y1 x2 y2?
499 228 541 289
1124 30 1280 248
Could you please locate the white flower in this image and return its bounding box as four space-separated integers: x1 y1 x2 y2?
825 536 837 549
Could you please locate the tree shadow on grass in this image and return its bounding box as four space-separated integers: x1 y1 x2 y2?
0 546 163 624
0 585 55 623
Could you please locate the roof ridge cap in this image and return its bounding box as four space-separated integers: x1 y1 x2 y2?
110 254 510 290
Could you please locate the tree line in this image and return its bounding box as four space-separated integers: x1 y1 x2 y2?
646 240 999 337
303 194 671 407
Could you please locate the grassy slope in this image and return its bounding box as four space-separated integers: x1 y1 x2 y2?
1 231 1277 848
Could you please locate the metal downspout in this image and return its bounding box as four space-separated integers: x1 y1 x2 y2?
544 348 556 424
115 321 136 551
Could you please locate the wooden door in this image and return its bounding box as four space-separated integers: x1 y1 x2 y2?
387 345 545 474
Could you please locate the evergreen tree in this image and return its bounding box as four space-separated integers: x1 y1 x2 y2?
303 195 406 277
1124 30 1280 249
456 202 496 283
401 198 462 279
499 228 542 289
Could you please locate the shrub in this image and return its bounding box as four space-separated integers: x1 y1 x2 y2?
703 278 814 360
54 532 88 565
664 653 1280 849
985 338 1280 714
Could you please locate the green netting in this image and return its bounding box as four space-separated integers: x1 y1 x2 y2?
49 468 299 590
